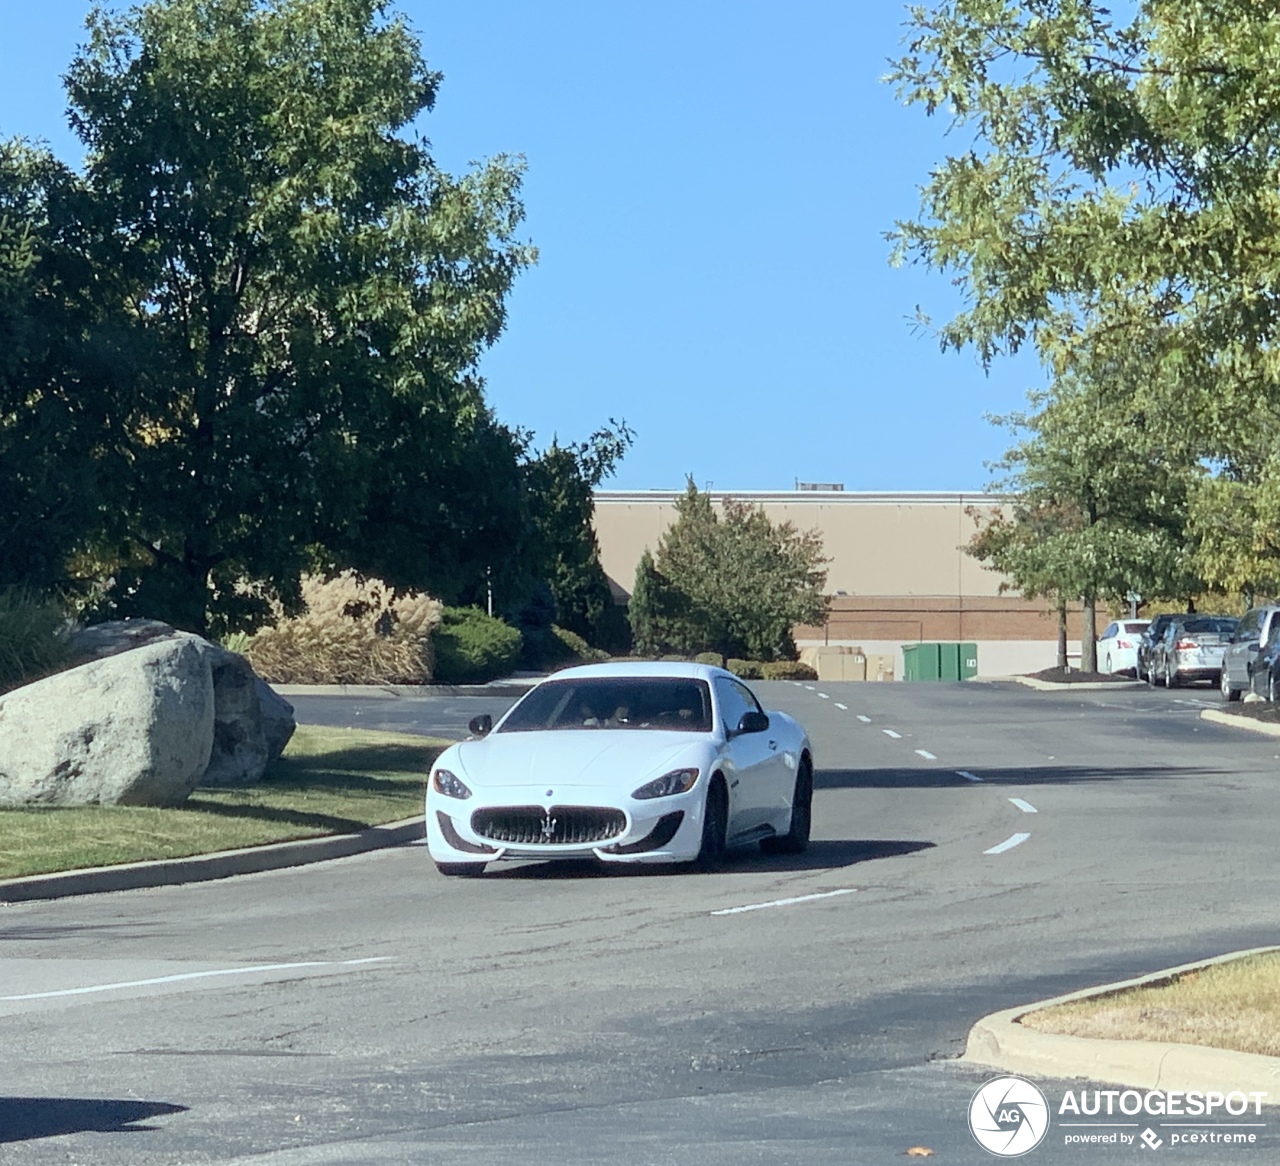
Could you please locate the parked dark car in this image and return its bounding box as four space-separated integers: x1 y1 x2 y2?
1220 605 1280 702
1138 614 1179 684
1149 615 1240 687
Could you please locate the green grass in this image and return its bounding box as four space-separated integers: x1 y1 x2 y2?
0 725 447 880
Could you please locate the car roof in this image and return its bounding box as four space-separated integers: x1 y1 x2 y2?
541 661 730 683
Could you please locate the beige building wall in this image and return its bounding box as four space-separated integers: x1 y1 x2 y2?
593 490 1077 678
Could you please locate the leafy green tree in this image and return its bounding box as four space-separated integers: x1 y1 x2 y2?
969 371 1202 671
522 422 633 650
639 482 828 661
889 2 1280 604
628 549 672 657
62 0 534 633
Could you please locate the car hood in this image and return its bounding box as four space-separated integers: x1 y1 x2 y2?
453 730 709 791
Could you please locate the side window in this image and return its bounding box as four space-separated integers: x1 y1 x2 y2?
1101 623 1117 641
1264 613 1279 647
714 678 757 733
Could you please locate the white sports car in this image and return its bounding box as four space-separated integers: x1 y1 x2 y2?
425 662 814 875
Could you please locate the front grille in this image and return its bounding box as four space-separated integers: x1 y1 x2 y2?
470 805 627 846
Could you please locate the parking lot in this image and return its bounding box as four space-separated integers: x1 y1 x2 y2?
4 679 1279 1163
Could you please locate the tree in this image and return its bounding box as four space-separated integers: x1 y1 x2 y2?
61 0 534 633
522 422 634 650
635 482 828 661
628 549 664 656
889 2 1280 601
968 370 1202 671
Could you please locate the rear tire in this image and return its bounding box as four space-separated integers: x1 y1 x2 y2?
762 757 813 856
435 862 487 877
1222 668 1240 702
694 778 728 872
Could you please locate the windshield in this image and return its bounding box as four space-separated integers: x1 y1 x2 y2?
498 677 714 733
1178 618 1238 635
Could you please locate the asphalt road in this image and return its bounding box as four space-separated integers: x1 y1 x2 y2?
4 679 1280 1163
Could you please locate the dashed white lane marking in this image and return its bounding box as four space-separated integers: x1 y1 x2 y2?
0 958 392 1002
882 729 902 739
915 749 937 760
804 685 816 691
857 715 871 723
818 692 830 699
835 702 848 710
956 770 983 782
984 832 1031 855
711 889 857 916
1009 797 1038 814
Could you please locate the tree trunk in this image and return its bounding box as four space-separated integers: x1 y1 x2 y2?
1081 590 1098 673
1057 597 1068 670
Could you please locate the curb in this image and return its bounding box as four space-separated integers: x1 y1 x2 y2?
273 682 536 699
963 946 1280 1093
1199 707 1280 738
1013 676 1144 691
0 815 425 904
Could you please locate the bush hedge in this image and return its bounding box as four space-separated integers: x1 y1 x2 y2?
694 651 724 667
760 660 818 681
432 607 524 684
725 658 763 679
0 589 70 694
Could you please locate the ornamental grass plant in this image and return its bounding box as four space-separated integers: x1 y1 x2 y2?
0 588 71 694
244 572 442 685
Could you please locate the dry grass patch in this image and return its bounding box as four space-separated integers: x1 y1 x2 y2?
1022 952 1280 1058
0 725 446 881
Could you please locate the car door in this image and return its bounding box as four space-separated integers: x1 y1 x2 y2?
1228 610 1262 688
714 676 778 838
1099 623 1118 671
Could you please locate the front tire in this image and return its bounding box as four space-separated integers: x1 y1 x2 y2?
435 861 487 877
762 757 812 856
694 778 728 872
1222 668 1240 702
1270 673 1279 704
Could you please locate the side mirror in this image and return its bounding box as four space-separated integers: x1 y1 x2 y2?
734 710 769 736
468 714 493 737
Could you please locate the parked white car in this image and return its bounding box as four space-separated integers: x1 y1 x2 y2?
1098 620 1150 675
425 662 814 875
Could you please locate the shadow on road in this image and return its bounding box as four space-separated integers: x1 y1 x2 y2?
0 1097 187 1143
816 765 1228 789
483 838 933 879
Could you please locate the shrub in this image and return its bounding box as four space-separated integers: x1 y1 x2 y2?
550 625 609 665
0 589 71 693
244 572 441 684
760 660 818 681
725 658 764 679
694 651 724 667
432 607 524 684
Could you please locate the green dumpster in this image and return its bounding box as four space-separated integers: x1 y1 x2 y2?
902 642 978 681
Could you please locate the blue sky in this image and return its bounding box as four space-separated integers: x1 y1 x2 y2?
0 0 1041 492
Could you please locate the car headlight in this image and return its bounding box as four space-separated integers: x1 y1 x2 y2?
632 768 699 800
431 769 472 799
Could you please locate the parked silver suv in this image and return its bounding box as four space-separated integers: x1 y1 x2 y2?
1220 605 1280 702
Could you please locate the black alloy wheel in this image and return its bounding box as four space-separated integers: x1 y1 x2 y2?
762 757 813 856
694 778 728 872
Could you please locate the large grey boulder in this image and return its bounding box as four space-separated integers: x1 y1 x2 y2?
67 620 296 787
0 637 215 806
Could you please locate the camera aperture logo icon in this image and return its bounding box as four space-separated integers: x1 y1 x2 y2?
969 1076 1050 1156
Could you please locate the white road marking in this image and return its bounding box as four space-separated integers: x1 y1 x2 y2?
984 832 1031 855
882 729 902 739
804 685 816 691
956 770 983 782
857 714 871 723
0 957 392 1002
711 889 857 916
818 692 830 699
915 749 937 760
1009 797 1038 814
834 702 848 710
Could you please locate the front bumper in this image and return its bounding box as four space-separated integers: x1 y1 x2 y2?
426 787 706 865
